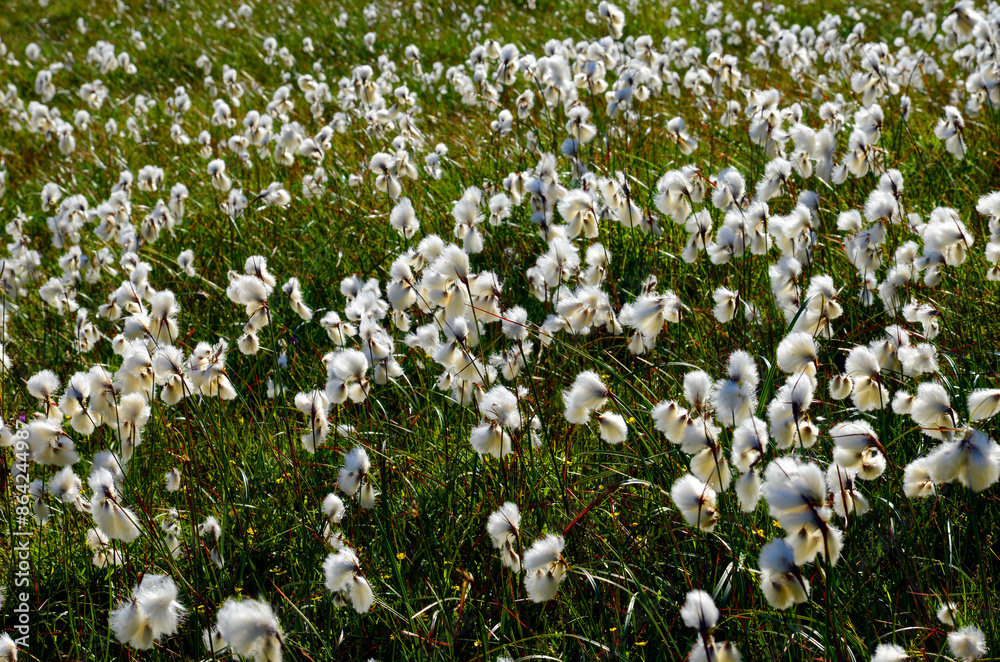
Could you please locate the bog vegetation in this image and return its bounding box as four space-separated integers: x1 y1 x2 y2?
0 0 999 660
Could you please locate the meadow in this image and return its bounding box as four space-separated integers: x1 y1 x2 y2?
0 0 999 660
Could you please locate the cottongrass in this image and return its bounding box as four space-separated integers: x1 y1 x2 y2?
2 0 1000 658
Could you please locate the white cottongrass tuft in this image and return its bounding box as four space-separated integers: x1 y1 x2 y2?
109 574 185 650
758 538 810 609
762 457 843 566
522 534 568 602
215 598 283 662
936 601 958 626
947 626 987 662
679 589 741 662
902 457 936 498
923 427 1000 492
324 547 375 613
338 446 378 509
563 371 611 424
294 390 330 453
967 389 1000 421
90 468 142 542
776 332 818 375
595 411 628 444
829 420 885 479
679 589 719 632
671 474 719 532
165 468 181 492
0 632 15 662
871 643 908 662
486 502 521 572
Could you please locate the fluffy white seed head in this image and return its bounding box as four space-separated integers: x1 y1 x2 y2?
968 389 1000 421
215 598 283 661
671 474 719 532
563 371 611 424
871 644 908 662
595 411 628 444
679 590 719 632
338 447 371 496
758 538 810 609
776 332 818 375
948 626 987 662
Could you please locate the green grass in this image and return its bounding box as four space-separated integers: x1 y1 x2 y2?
1 0 999 660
